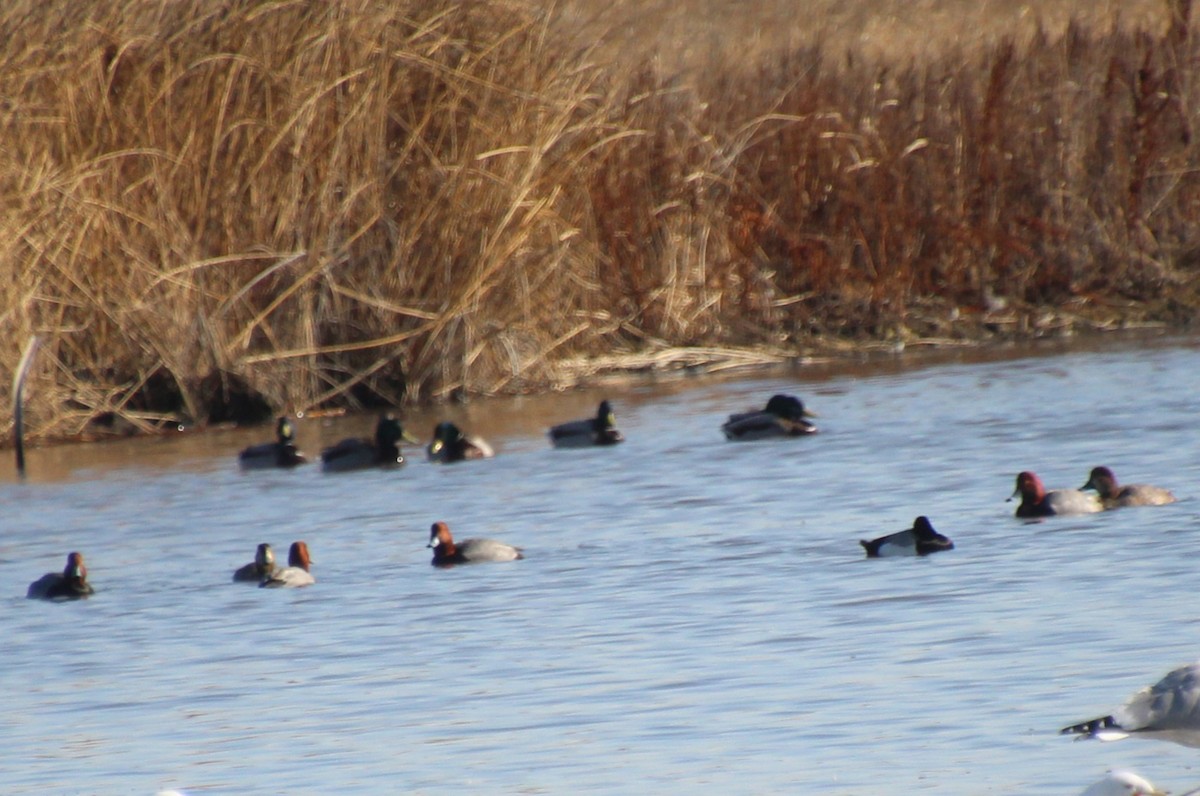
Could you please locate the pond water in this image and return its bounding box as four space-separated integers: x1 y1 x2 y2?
4 335 1200 795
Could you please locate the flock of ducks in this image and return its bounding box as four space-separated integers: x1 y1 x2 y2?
21 391 1191 793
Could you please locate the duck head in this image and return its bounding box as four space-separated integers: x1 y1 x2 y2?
428 422 464 456
276 417 296 444
427 521 456 555
1081 466 1117 496
64 551 88 587
1009 471 1046 502
288 541 312 571
254 543 275 573
765 394 816 420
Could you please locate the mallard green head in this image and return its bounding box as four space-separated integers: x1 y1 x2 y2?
276 417 296 444
596 400 617 430
765 394 816 420
374 412 419 449
254 543 275 570
429 421 462 456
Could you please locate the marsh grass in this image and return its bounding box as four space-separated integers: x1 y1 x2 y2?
1 0 1197 443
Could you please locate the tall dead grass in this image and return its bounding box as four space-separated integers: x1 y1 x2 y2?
0 0 1197 442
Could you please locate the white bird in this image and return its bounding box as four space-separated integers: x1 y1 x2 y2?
1062 660 1200 748
1077 770 1165 796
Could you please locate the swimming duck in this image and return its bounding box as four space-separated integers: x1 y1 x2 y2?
1077 771 1165 796
427 421 494 463
238 417 307 469
260 541 314 588
321 413 417 472
721 394 817 440
548 400 625 448
1009 471 1102 518
27 551 95 600
427 521 523 566
860 516 954 557
233 543 278 582
1081 466 1176 508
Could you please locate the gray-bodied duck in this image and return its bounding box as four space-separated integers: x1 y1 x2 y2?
548 400 625 448
238 417 308 469
427 521 523 567
27 551 95 600
860 516 954 557
1081 466 1176 508
722 394 818 440
233 543 279 583
260 541 315 588
1010 471 1102 517
321 413 417 472
427 421 494 463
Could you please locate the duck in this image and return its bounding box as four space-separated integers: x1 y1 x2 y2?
860 516 954 557
1077 771 1165 796
27 551 95 600
1009 471 1102 517
548 400 625 447
427 521 523 566
427 421 494 463
1081 466 1176 508
260 541 315 588
1061 659 1200 748
238 417 308 469
232 543 278 582
721 394 817 440
321 412 417 472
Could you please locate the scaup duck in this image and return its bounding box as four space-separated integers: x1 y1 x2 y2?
238 417 307 469
860 516 954 557
27 551 94 600
427 521 522 566
321 413 416 472
548 400 625 447
721 394 817 440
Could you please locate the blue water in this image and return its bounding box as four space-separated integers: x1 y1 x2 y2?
4 337 1200 794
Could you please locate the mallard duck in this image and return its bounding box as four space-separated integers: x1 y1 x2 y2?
427 521 523 566
238 417 307 469
1009 471 1102 517
232 543 278 582
548 400 625 448
260 541 315 588
860 516 954 557
1061 659 1200 748
320 413 417 472
721 394 818 440
1081 466 1176 508
427 421 494 463
27 551 95 600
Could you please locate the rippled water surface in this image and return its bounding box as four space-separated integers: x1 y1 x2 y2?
5 336 1200 794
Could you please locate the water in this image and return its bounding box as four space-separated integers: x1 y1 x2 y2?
3 336 1200 794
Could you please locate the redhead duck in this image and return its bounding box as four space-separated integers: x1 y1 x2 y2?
27 551 94 600
1009 471 1102 517
722 394 817 440
427 521 523 566
239 417 307 469
427 421 494 463
321 413 417 472
1081 466 1176 508
260 541 315 588
548 400 625 447
860 516 954 557
233 543 278 582
1061 659 1200 748
1077 771 1165 796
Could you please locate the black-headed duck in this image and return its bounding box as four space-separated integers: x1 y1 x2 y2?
233 543 278 582
1081 466 1176 508
27 551 95 600
260 541 314 588
860 516 954 557
721 394 817 440
427 421 494 463
321 413 417 472
1009 471 1102 518
549 400 625 448
427 521 523 566
238 417 308 469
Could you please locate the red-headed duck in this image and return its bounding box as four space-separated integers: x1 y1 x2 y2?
1009 471 1102 517
860 516 954 557
233 543 278 582
1081 466 1176 508
321 413 418 472
427 521 522 566
548 400 624 447
260 541 315 588
1077 771 1165 796
27 551 95 600
238 417 308 469
1061 659 1200 748
722 394 817 440
427 422 494 463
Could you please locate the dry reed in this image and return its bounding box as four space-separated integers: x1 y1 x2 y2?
0 0 1197 444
